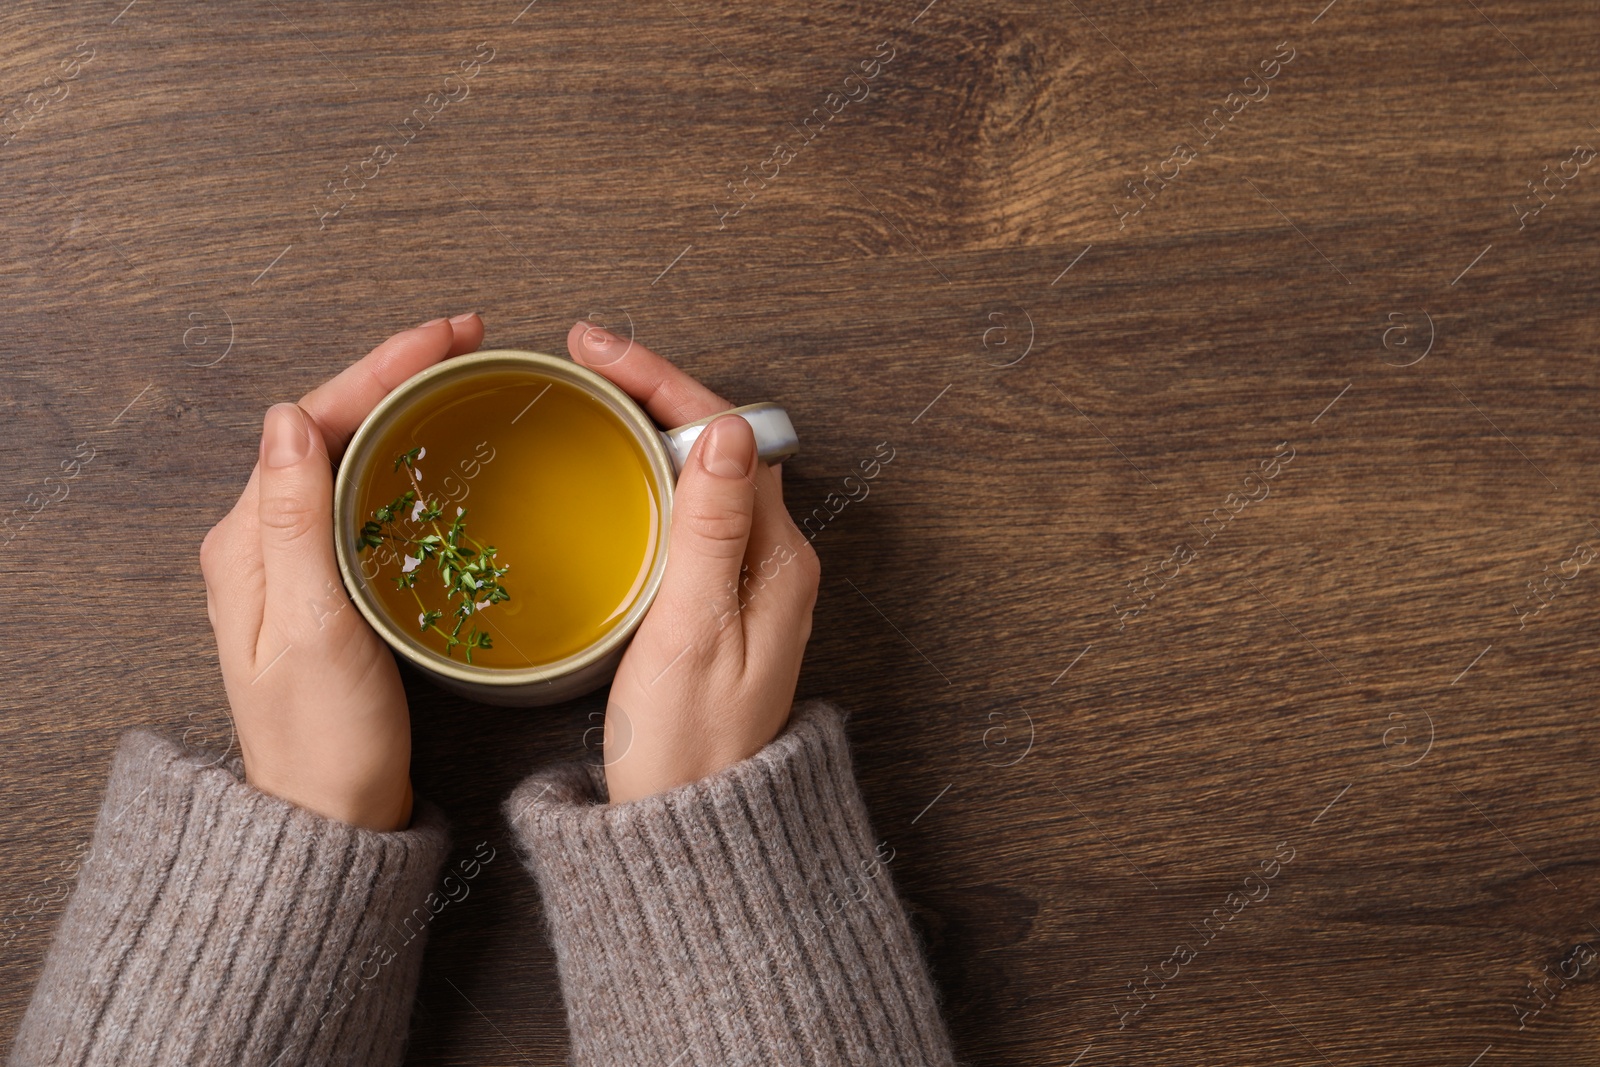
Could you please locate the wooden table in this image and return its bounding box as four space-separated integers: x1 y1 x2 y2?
5 1 1599 1062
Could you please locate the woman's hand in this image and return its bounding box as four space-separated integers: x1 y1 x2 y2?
567 322 822 804
199 314 484 831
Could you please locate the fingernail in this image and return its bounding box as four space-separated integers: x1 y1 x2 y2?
702 415 754 479
577 321 621 357
262 404 310 468
448 311 479 325
416 317 447 329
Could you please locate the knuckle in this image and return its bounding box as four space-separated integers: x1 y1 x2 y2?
793 538 822 585
199 523 227 579
787 567 821 615
776 530 821 594
681 498 752 553
257 488 321 540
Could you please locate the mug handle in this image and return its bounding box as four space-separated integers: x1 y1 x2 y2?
661 402 799 477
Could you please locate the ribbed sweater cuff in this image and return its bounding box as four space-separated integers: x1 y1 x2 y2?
504 698 956 1067
11 729 451 1067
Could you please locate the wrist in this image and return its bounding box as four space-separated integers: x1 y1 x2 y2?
244 767 414 832
604 728 778 804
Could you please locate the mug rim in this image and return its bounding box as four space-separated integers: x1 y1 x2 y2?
332 348 675 690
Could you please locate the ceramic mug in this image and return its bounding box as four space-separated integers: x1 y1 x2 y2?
332 348 799 707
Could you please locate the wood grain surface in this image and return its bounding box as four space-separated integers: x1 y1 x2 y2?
4 1 1600 1063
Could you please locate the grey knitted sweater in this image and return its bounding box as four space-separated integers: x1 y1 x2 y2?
10 699 955 1066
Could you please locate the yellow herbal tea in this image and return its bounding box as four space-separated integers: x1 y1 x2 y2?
355 370 660 669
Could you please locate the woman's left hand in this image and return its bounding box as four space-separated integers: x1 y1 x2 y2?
199 314 483 831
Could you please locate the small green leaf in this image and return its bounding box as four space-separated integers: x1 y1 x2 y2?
362 448 516 660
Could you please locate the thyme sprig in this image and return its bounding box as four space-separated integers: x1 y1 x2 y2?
357 446 510 663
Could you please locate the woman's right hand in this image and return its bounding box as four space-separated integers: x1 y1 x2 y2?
566 322 822 804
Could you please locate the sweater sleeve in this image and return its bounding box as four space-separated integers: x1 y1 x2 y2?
503 698 957 1066
10 729 451 1067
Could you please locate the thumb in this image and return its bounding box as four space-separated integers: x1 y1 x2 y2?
256 403 342 644
655 413 759 636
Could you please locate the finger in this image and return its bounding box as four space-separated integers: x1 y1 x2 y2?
567 320 729 428
444 311 484 357
255 403 342 662
652 414 759 657
299 314 482 459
